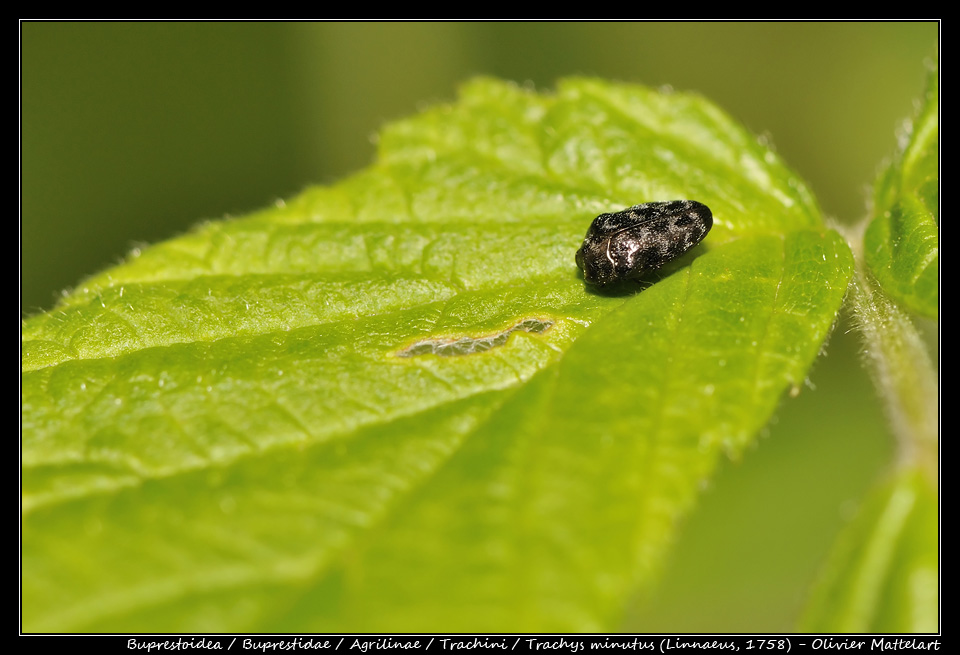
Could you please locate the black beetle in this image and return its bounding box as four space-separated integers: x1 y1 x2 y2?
575 200 713 286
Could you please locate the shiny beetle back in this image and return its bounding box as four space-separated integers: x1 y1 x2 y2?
575 200 713 286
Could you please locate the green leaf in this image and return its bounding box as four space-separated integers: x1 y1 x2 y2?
864 62 939 318
805 59 940 634
22 78 852 631
800 469 938 633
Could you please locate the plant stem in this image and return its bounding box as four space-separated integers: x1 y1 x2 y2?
841 220 938 482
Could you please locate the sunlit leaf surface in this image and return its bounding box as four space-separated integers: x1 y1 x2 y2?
22 78 852 631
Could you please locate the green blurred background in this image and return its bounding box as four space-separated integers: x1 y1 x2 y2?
21 22 938 631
